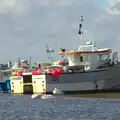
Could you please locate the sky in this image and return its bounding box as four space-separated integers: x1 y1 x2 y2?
0 0 120 63
93 0 108 6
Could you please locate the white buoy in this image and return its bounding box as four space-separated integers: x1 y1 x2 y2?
31 93 42 99
41 95 54 99
53 88 64 95
31 93 54 99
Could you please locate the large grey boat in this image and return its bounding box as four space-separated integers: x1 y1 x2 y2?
9 16 120 94
44 16 120 94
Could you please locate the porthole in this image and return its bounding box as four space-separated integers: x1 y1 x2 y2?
80 56 83 62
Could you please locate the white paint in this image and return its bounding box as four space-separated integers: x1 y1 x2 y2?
22 72 32 75
67 42 111 71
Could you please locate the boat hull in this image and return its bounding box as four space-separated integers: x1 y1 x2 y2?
9 65 120 94
45 65 120 94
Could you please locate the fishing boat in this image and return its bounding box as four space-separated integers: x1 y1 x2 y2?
45 42 120 94
9 16 120 94
9 58 52 94
0 63 12 92
44 16 120 94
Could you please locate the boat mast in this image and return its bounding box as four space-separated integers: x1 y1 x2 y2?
78 15 84 50
29 56 32 68
45 44 54 63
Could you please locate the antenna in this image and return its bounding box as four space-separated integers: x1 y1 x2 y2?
45 44 54 63
28 56 32 68
78 15 84 50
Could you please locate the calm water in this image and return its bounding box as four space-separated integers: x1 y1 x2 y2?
0 94 120 120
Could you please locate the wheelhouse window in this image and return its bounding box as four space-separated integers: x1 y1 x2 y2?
98 54 110 61
80 56 83 62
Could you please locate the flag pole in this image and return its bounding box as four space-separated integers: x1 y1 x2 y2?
78 15 84 51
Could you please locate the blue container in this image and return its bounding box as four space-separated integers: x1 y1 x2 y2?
6 80 11 93
0 82 6 92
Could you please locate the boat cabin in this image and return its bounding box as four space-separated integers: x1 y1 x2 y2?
58 42 112 71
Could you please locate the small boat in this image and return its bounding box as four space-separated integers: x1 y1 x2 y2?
53 88 64 95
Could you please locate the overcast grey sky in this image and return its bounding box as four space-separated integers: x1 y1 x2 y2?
0 0 120 63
